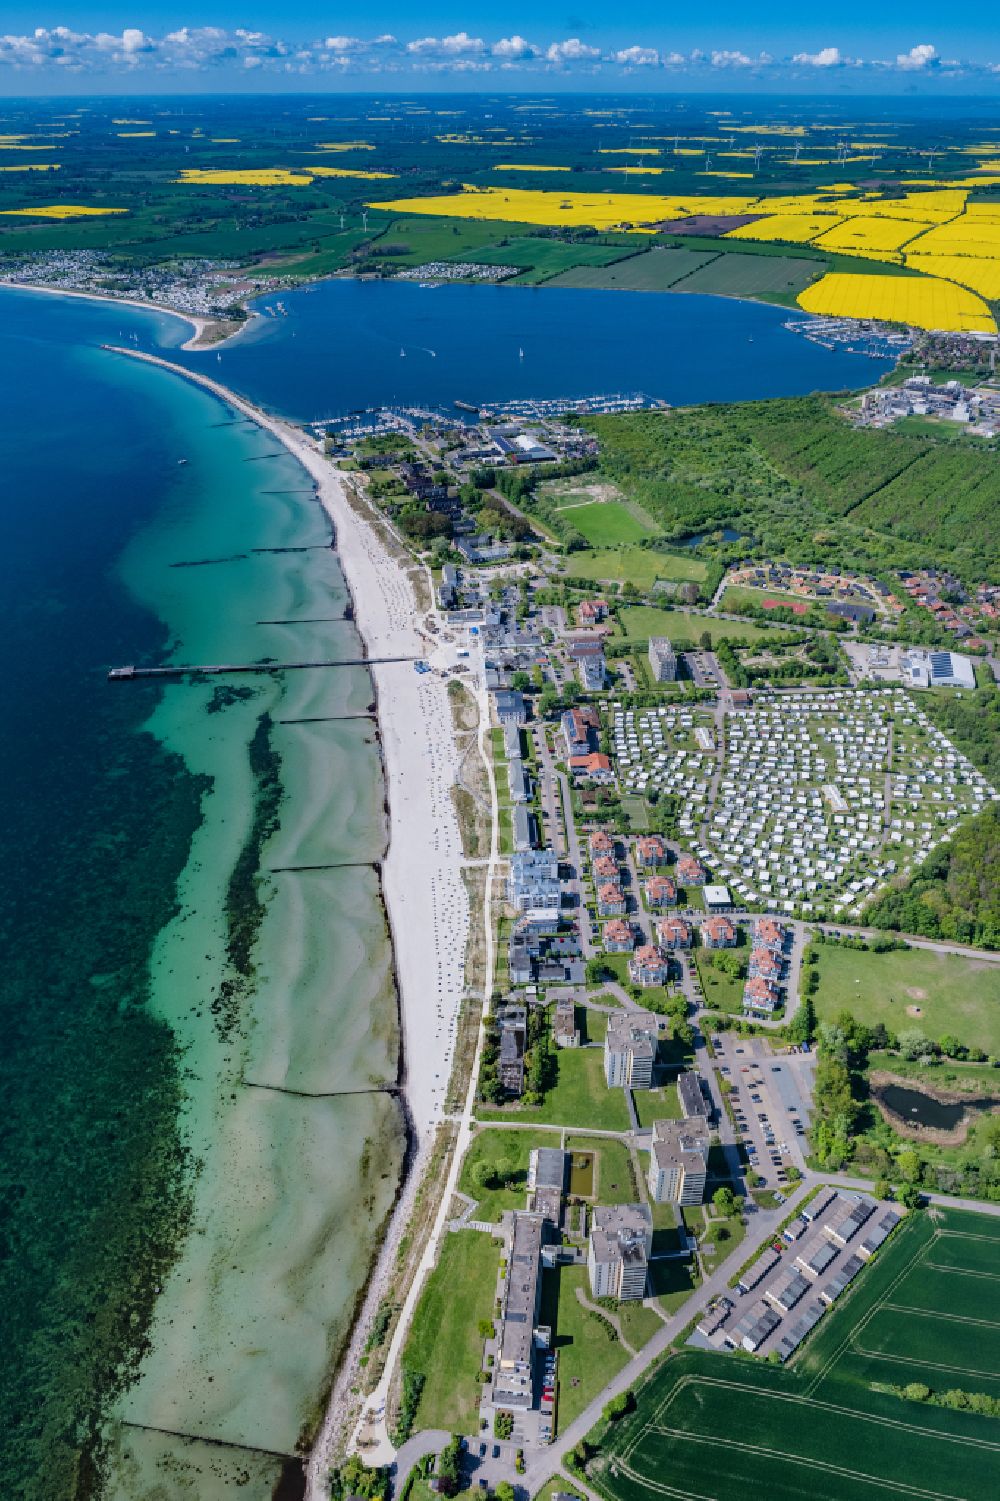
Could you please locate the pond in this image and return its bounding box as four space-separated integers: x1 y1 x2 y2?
568 1151 595 1198
878 1082 997 1131
677 527 748 548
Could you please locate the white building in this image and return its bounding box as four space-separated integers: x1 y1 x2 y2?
508 849 561 910
649 637 677 683
604 1010 659 1089
647 1117 710 1206
587 1203 653 1301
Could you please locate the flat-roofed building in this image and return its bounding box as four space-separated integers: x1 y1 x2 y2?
819 1253 864 1305
647 1117 710 1206
738 1247 781 1294
605 1010 659 1089
677 1070 709 1121
766 1270 811 1314
649 637 677 682
553 995 580 1048
825 1197 875 1247
588 1203 653 1301
494 1212 547 1410
731 1300 781 1354
802 1188 840 1224
703 884 734 913
796 1239 839 1281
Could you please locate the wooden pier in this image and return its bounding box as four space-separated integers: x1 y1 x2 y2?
108 655 415 681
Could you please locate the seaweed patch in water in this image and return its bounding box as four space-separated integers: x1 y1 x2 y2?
213 709 283 1039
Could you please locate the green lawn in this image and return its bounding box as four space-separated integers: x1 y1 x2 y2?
632 1083 681 1128
617 1300 667 1351
540 1266 631 1430
453 235 635 284
697 1207 747 1275
568 547 707 589
403 1228 501 1435
589 1208 1000 1501
477 1046 631 1131
693 949 746 1016
812 943 1000 1056
646 1254 700 1314
616 604 776 645
457 1128 532 1222
554 499 659 547
564 1134 641 1205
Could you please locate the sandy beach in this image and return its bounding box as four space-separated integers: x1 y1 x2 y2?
105 344 475 1482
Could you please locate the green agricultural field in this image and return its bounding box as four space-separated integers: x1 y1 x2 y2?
450 235 636 284
403 1228 501 1434
555 499 658 547
812 943 1000 1056
616 604 776 645
676 250 823 300
546 247 719 292
568 547 706 589
589 1207 1000 1501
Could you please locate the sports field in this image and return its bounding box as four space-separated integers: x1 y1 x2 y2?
589 1207 1000 1501
555 499 659 547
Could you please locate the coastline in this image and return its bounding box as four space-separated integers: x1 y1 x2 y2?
0 281 249 351
101 343 474 1486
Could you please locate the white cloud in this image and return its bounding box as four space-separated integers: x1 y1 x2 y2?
492 35 535 60
615 46 659 67
323 36 358 53
546 38 601 63
897 43 937 70
793 46 843 68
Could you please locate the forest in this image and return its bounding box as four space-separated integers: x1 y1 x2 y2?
587 396 1000 578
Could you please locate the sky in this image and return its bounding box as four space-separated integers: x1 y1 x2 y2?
2 7 1000 93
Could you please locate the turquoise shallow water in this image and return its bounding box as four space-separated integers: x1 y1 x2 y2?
0 291 403 1499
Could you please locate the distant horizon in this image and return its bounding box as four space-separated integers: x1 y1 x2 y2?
4 86 1000 104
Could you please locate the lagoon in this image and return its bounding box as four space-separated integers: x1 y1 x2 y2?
160 279 893 421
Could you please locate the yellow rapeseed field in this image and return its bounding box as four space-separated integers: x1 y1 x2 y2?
726 214 845 243
906 215 1000 256
599 147 662 155
905 254 1000 300
0 205 127 217
305 166 397 179
797 271 995 333
0 164 60 172
492 164 570 172
117 132 155 138
176 168 314 186
812 216 930 253
371 186 706 230
314 141 375 151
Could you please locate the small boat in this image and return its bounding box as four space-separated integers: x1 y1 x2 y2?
518 347 524 360
177 458 188 465
400 347 406 357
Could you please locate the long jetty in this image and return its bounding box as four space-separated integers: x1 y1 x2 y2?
108 655 415 681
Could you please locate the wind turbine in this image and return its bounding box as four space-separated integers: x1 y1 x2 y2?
362 210 369 232
793 139 802 163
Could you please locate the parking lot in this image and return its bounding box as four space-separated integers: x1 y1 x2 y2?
712 1034 815 1186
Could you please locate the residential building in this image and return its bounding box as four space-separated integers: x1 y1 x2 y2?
748 947 782 982
569 752 615 785
647 1116 710 1205
577 598 609 625
743 976 782 1015
676 854 705 886
649 637 677 682
656 915 692 950
635 835 667 868
628 943 670 988
597 882 626 917
503 721 523 760
677 1071 709 1121
437 562 459 610
497 1004 527 1095
494 689 527 726
512 804 536 853
701 915 738 949
508 756 532 804
562 706 599 758
644 875 677 909
587 1203 653 1301
604 1010 659 1088
753 918 787 954
603 919 635 954
593 854 619 883
508 849 561 910
568 636 607 691
553 996 580 1048
493 1212 548 1410
588 829 615 858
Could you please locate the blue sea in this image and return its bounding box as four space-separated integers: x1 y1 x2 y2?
0 277 890 1498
